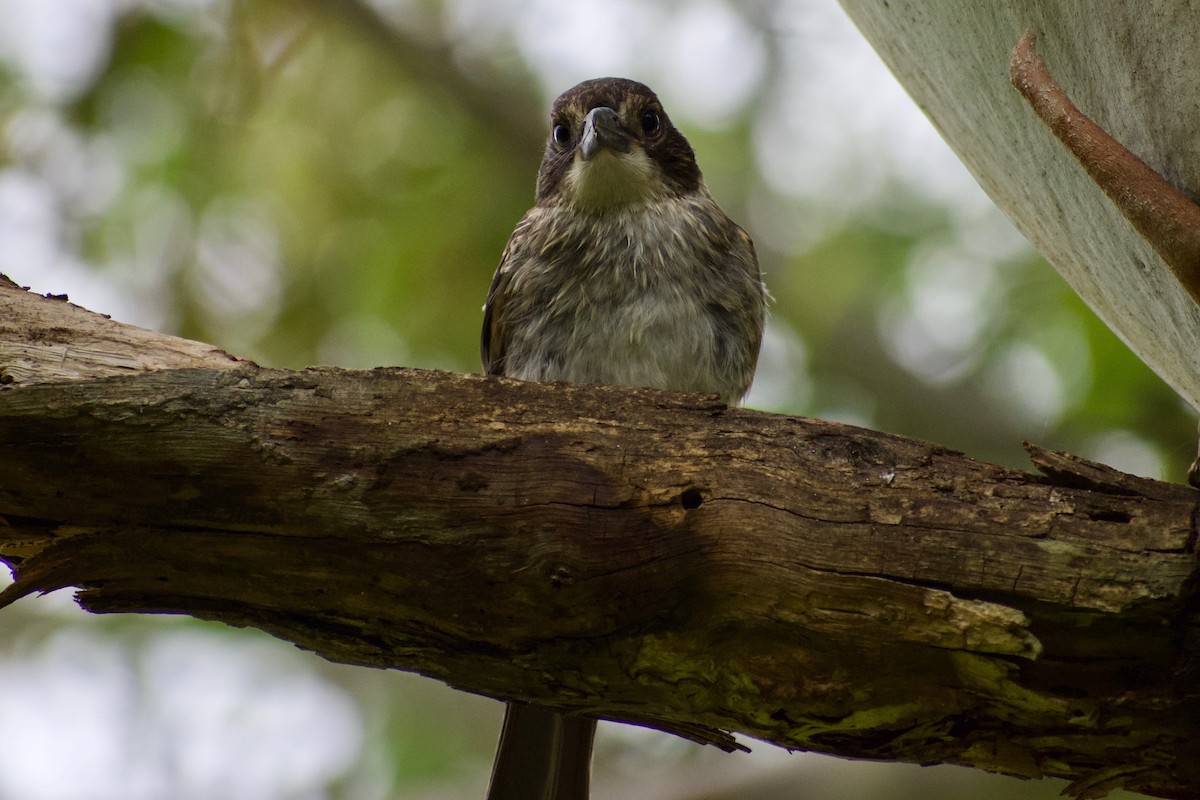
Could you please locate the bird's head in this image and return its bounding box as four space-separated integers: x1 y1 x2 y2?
534 78 702 212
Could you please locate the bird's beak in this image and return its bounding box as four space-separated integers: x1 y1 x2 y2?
579 107 631 161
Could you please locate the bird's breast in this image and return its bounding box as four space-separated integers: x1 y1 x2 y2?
500 197 754 400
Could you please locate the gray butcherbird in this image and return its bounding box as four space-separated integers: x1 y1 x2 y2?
482 77 766 800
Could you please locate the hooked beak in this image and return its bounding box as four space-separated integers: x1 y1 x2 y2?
578 106 631 161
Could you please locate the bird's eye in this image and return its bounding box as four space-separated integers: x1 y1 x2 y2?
552 124 570 146
641 111 661 136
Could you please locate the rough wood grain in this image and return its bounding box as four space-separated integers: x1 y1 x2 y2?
1 278 1199 798
0 274 243 385
837 1 1200 411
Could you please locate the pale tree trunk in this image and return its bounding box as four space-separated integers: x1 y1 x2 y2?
838 0 1200 411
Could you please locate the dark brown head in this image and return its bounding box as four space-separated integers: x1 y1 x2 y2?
534 77 703 210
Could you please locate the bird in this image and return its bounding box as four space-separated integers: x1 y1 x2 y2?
481 77 766 800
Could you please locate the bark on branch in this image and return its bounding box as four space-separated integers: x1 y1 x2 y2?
1 276 1198 799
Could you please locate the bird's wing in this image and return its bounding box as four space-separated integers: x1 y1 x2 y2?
481 215 533 376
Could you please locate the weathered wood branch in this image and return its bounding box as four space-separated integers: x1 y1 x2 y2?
0 275 243 384
1 277 1198 799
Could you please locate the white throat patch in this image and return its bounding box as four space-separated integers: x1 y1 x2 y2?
562 148 665 211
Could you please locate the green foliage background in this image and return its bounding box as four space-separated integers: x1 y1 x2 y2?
0 1 1184 798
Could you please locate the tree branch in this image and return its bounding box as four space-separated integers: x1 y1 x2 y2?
1 277 1198 799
